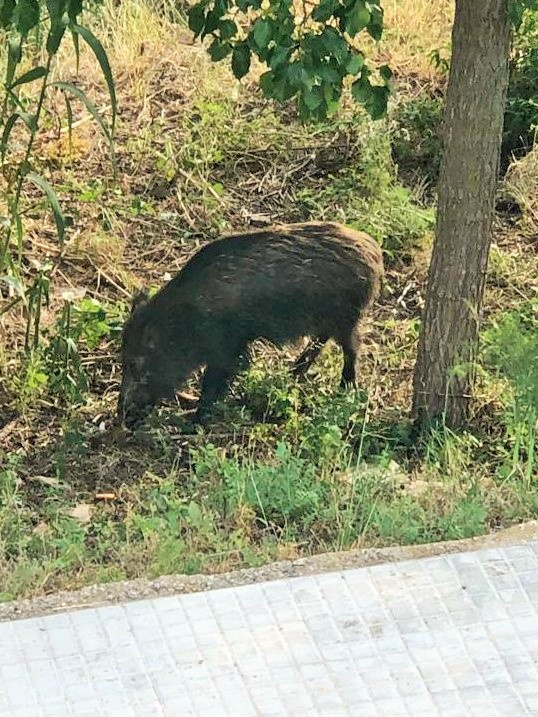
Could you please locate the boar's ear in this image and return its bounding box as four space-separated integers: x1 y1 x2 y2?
131 290 149 314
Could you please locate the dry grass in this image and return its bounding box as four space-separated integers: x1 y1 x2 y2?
380 0 454 80
505 144 538 235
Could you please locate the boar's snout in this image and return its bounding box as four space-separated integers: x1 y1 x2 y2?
118 372 155 430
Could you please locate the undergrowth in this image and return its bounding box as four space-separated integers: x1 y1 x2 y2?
0 0 537 601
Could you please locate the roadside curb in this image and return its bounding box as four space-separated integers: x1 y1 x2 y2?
2 519 537 622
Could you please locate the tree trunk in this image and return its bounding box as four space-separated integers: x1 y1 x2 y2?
412 0 512 428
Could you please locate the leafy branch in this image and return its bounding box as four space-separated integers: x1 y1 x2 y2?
188 0 392 121
0 0 116 336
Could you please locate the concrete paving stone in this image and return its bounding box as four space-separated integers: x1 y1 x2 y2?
1 539 538 715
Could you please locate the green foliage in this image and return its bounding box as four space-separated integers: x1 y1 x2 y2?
391 93 443 186
503 8 538 165
509 0 538 29
370 494 488 544
188 0 392 121
2 346 538 600
10 295 125 407
0 0 116 341
296 121 434 253
195 442 328 531
40 295 125 403
483 302 538 484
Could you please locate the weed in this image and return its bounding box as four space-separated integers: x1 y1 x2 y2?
483 304 538 485
503 9 538 168
297 120 434 254
391 93 444 187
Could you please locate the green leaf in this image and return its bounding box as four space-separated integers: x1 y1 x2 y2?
259 70 275 96
269 44 293 70
1 111 36 158
303 85 322 110
9 65 47 90
67 0 82 20
252 17 271 49
51 81 116 172
319 27 348 63
26 173 66 246
71 26 80 73
287 61 308 88
6 36 22 88
218 18 237 40
14 0 40 35
0 0 15 27
351 74 370 104
318 64 340 84
47 20 68 53
46 0 67 21
46 0 69 52
312 0 339 23
208 39 231 61
366 4 383 40
1 114 21 158
202 9 221 36
379 64 392 82
52 81 112 143
344 0 370 37
187 3 205 36
365 84 389 119
273 77 296 102
64 91 74 153
71 25 117 132
346 52 364 75
231 42 251 79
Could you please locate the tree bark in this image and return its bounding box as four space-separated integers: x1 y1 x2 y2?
412 0 512 428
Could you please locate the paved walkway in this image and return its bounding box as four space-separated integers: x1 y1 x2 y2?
1 540 538 716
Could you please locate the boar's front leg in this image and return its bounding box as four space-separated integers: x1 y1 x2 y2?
194 356 243 424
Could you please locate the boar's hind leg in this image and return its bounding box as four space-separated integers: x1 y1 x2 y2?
195 358 243 423
292 336 328 378
339 325 361 388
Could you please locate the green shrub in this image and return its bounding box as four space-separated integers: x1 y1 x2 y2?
483 302 538 484
391 93 444 187
297 120 434 255
502 9 538 167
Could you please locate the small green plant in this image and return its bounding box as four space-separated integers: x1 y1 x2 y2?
391 93 444 186
297 120 434 253
0 0 116 344
23 260 52 351
195 442 327 531
9 350 49 410
39 294 125 403
44 295 90 403
502 8 538 167
484 304 538 484
429 46 451 75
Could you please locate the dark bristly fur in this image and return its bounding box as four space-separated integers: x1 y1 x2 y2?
118 221 384 428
